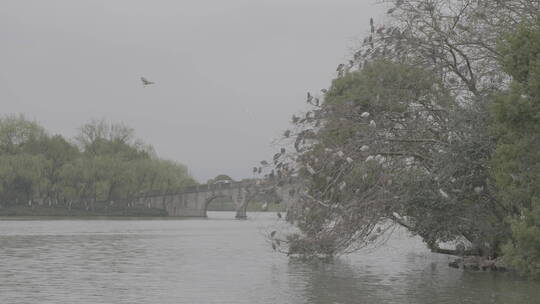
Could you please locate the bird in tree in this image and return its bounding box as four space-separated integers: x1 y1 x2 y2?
307 92 313 103
140 77 155 86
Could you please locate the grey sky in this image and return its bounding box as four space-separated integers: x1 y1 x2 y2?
1 0 383 182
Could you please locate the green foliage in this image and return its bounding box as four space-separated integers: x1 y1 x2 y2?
502 198 540 278
264 0 540 280
493 19 540 278
0 153 48 204
499 20 540 85
0 114 46 154
283 60 497 256
0 115 196 213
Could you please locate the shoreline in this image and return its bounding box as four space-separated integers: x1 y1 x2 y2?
0 205 279 218
0 205 168 217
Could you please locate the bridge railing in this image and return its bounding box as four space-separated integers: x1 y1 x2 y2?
139 181 253 198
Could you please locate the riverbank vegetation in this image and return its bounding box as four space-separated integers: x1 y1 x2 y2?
0 117 196 215
265 0 540 279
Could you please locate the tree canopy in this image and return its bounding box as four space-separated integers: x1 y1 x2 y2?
493 18 540 278
263 0 540 278
0 115 196 211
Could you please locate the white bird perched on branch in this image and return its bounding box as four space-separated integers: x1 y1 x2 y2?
141 77 155 86
439 189 449 199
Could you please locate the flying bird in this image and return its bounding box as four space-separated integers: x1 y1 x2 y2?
140 77 155 86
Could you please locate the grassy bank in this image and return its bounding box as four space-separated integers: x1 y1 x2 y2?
0 205 167 217
0 201 285 217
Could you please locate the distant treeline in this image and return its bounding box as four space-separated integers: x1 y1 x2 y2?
0 115 197 212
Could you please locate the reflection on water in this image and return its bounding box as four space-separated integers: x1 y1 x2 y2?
0 212 538 304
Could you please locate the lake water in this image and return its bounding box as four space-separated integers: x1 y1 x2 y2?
0 212 538 304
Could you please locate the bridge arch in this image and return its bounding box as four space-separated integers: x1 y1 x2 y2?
203 194 233 217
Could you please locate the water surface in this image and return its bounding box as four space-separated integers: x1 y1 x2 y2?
0 212 538 304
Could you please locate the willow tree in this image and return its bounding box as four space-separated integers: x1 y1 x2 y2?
68 120 196 207
0 115 54 205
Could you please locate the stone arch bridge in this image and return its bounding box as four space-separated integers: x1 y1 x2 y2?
133 180 296 219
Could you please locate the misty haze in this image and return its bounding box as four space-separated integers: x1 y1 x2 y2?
2 1 540 303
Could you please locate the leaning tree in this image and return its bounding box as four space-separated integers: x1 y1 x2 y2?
262 0 540 258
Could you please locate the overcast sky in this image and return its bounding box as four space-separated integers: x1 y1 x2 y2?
1 0 384 182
